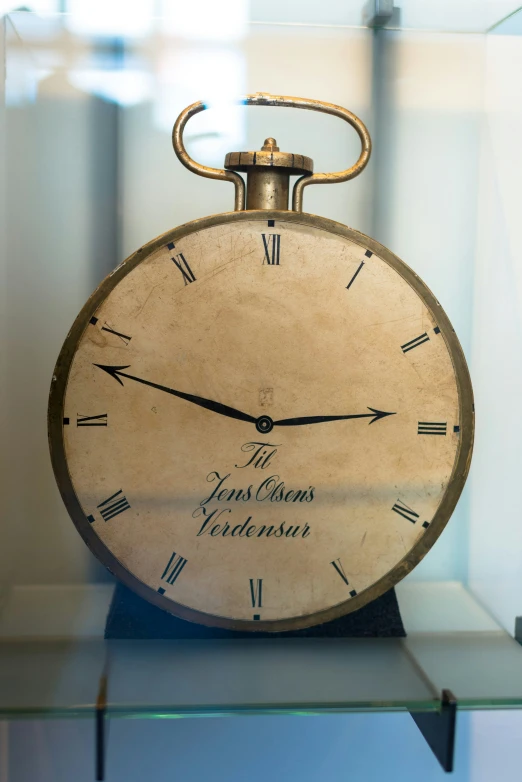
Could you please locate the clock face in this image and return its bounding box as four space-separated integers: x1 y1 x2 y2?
49 211 473 631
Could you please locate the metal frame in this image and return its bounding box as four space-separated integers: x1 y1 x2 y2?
93 676 457 780
172 93 372 212
411 689 457 773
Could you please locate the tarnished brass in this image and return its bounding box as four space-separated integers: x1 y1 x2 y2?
224 138 313 175
225 137 313 210
172 93 371 212
246 167 289 210
172 100 246 211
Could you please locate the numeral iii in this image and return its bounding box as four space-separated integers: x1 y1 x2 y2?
418 421 447 436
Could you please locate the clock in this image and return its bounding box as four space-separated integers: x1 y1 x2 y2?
48 94 474 632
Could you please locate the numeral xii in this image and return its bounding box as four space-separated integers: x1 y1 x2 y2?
262 234 281 265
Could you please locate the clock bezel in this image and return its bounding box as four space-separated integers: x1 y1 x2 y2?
48 209 474 632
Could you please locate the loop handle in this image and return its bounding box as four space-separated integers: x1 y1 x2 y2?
172 93 371 212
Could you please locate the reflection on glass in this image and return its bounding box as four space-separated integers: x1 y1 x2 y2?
0 0 59 12
66 0 155 38
160 0 248 41
154 48 246 155
68 67 152 106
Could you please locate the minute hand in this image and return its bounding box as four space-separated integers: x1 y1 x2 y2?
274 407 396 427
93 364 257 425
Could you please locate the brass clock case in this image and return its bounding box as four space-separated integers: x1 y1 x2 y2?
48 208 474 633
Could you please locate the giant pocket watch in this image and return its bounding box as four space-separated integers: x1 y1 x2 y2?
48 94 474 632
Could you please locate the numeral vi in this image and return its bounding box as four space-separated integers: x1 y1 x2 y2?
249 578 263 607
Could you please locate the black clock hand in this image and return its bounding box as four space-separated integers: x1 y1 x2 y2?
93 364 258 425
274 408 396 427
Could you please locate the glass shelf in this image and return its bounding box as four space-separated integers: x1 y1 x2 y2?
1 584 521 719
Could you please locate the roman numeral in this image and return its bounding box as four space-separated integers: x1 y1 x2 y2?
330 559 358 596
76 413 107 427
172 252 196 285
331 558 349 585
101 323 131 346
262 234 281 265
392 499 419 524
418 421 447 436
346 261 364 290
249 578 263 608
158 551 187 590
401 333 429 353
97 489 130 522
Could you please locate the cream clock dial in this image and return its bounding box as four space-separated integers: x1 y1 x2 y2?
49 211 473 631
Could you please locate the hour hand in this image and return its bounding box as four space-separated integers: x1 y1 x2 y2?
93 364 258 425
274 408 396 427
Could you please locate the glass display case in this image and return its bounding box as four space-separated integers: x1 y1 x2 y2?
2 0 522 735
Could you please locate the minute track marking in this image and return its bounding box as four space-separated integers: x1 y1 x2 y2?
93 364 396 433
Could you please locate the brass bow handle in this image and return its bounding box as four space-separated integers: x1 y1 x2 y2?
172 93 372 212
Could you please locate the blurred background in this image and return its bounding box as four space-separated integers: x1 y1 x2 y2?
2 1 522 779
